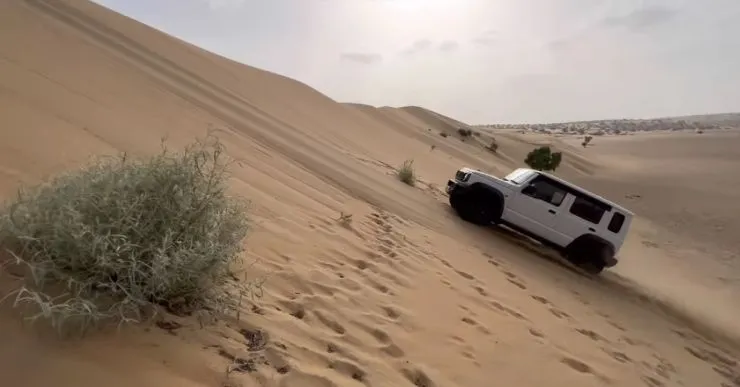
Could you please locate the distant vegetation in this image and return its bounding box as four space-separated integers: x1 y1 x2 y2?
457 128 474 137
475 112 740 135
582 135 593 148
397 159 416 186
525 146 562 172
0 136 253 335
485 139 499 153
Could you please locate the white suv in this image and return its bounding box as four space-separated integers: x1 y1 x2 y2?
446 167 633 274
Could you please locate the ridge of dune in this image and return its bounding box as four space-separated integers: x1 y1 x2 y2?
2 1 740 387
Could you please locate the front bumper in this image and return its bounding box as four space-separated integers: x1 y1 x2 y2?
446 179 459 194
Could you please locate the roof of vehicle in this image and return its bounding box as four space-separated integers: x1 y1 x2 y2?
524 168 634 216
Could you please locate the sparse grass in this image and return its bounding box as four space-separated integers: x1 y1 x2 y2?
0 135 253 335
337 212 353 228
397 159 416 186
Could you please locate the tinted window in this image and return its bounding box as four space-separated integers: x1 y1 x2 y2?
523 177 567 206
570 196 608 224
608 212 626 233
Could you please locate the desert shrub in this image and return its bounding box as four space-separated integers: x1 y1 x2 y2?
439 132 449 138
397 159 416 186
486 140 499 153
582 135 593 148
457 128 473 137
0 136 251 334
524 146 562 172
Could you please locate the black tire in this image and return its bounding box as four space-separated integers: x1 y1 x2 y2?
451 189 501 226
567 239 611 275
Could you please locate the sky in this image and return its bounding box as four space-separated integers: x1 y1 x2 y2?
91 0 740 124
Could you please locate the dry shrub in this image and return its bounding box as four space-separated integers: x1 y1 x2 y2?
397 159 416 186
0 135 253 335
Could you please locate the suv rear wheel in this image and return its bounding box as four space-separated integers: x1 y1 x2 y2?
566 239 612 275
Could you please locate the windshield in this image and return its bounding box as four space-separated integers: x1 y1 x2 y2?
504 169 535 185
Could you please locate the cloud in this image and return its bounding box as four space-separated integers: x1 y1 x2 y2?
471 29 497 46
400 39 433 56
439 40 460 52
601 5 677 31
340 52 383 64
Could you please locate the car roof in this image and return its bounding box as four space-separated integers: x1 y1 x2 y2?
523 168 634 216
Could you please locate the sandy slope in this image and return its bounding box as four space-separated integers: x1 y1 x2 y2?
1 1 739 387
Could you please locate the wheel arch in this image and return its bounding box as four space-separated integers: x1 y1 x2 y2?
468 183 506 219
567 233 615 255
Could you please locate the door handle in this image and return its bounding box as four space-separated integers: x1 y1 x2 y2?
548 209 556 214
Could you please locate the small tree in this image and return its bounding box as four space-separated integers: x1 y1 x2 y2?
524 146 562 172
582 135 593 148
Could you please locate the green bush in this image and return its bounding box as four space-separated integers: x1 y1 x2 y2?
0 136 250 334
524 146 562 172
457 128 473 137
397 159 416 186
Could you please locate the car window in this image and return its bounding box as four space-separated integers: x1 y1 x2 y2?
570 196 608 224
608 212 626 233
522 178 567 206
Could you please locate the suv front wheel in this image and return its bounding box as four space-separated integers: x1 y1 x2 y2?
450 189 501 226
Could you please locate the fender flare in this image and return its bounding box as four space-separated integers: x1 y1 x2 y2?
468 183 506 219
567 233 615 256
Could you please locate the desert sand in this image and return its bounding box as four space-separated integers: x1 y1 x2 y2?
1 1 739 387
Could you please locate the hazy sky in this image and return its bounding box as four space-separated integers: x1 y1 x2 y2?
91 0 740 124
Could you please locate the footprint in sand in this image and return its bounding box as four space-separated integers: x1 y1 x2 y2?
502 270 528 289
455 269 475 280
473 285 489 297
381 305 401 320
327 358 367 383
507 278 527 289
279 370 338 387
400 366 437 387
489 300 529 321
528 328 545 339
277 299 307 320
602 348 631 364
438 258 454 269
549 307 571 320
574 328 608 343
641 375 665 387
461 316 492 335
684 345 739 385
361 274 393 295
561 356 593 373
530 295 552 306
351 320 407 358
313 310 346 335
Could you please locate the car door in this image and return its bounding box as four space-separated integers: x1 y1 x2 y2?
503 175 569 244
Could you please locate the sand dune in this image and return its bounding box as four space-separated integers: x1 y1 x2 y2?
1 1 739 387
